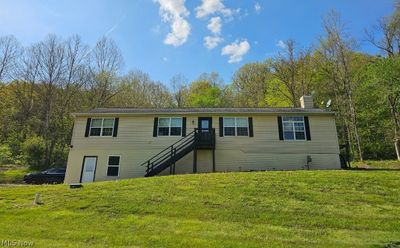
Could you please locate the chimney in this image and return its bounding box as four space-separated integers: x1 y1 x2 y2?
300 95 313 109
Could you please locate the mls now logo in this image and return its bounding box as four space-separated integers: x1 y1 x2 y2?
1 240 34 247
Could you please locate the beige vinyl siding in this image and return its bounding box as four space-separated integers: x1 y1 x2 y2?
65 114 340 184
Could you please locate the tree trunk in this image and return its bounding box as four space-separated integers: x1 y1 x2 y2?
395 138 400 161
388 97 400 160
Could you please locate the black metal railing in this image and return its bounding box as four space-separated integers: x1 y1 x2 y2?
141 128 215 176
195 128 216 149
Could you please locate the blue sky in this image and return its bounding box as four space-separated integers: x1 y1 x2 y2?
0 0 395 86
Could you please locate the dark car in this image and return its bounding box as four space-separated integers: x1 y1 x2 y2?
23 168 66 184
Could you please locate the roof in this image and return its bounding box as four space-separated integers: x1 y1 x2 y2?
72 107 334 117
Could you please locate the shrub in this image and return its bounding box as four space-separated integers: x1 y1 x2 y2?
0 144 14 165
21 136 45 169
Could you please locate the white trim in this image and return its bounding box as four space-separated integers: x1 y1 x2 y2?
157 117 183 137
106 155 120 177
223 117 249 137
89 117 115 137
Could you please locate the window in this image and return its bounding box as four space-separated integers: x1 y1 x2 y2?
90 118 115 137
158 117 182 136
107 156 120 176
44 168 65 175
223 117 249 136
282 116 306 140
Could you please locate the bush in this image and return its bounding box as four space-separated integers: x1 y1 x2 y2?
0 144 14 165
21 136 45 169
52 145 69 168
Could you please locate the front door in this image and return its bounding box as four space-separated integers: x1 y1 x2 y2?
198 117 212 131
81 157 97 183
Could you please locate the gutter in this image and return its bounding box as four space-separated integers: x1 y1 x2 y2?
71 111 335 118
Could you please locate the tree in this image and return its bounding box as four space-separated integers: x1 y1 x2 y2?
112 70 173 108
0 35 22 81
366 3 400 57
316 11 364 161
88 37 124 108
170 74 189 107
272 40 314 107
232 62 272 107
367 57 400 160
185 72 231 108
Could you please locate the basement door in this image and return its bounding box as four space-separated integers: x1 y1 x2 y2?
81 157 97 183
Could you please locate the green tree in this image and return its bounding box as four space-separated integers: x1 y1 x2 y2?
232 61 273 107
366 56 400 160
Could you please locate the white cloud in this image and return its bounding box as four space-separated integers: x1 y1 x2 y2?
207 16 222 34
276 40 286 49
221 39 250 63
155 0 191 47
195 0 238 18
254 2 261 13
162 57 168 62
204 36 223 50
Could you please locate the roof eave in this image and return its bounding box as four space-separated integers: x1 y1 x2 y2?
71 111 335 117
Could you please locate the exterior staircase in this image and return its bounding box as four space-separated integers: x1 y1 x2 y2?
141 128 215 177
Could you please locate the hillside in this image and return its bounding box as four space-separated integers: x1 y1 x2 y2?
0 171 399 247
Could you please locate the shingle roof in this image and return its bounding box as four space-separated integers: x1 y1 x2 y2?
72 107 334 116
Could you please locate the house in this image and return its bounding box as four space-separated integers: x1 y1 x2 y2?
64 96 341 184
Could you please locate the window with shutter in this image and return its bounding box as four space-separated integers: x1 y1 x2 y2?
222 117 249 137
281 116 308 141
89 118 116 137
157 117 183 136
107 156 120 176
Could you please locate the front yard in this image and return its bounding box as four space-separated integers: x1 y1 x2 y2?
0 170 399 247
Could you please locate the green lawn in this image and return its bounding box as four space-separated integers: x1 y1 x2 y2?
0 166 29 184
0 171 399 248
353 160 400 170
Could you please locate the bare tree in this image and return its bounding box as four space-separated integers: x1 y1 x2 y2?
32 35 66 166
272 40 314 107
170 74 188 107
0 35 22 81
113 70 172 108
58 35 90 112
88 37 124 107
366 2 400 57
317 11 363 161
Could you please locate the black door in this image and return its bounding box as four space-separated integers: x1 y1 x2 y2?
197 117 215 148
198 117 212 131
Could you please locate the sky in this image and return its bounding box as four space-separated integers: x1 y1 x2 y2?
0 0 395 86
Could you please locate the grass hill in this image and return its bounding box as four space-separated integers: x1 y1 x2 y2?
0 170 399 247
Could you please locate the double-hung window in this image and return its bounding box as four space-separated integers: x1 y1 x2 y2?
223 117 249 136
282 116 306 140
90 118 115 137
107 156 120 176
158 117 182 136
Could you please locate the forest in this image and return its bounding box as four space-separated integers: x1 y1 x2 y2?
1 7 400 170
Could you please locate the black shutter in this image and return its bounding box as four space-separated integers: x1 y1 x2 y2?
153 117 158 137
182 117 187 137
219 117 224 137
304 116 311 140
248 117 254 137
277 116 283 140
113 118 119 137
84 118 91 137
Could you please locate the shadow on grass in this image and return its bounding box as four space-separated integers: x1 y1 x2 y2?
346 167 400 171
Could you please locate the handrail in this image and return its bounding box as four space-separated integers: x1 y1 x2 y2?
142 128 216 176
140 130 196 167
